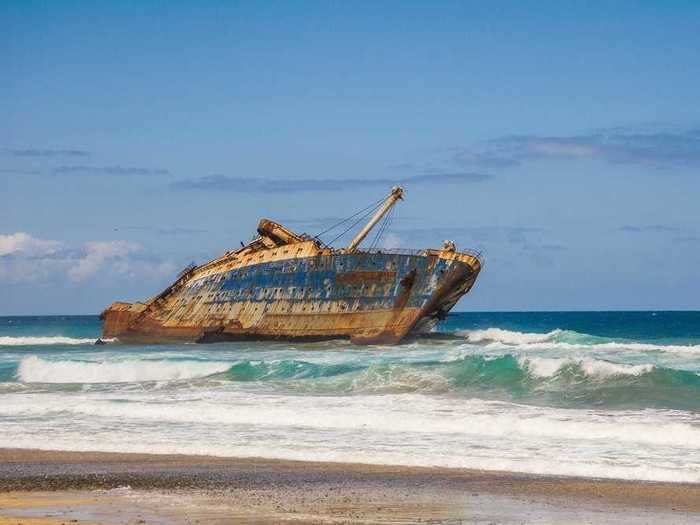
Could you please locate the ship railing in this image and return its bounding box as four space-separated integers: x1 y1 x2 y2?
355 247 485 265
457 248 485 266
176 262 198 279
361 247 428 256
142 262 198 309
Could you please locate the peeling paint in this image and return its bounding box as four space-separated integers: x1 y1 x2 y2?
101 196 483 345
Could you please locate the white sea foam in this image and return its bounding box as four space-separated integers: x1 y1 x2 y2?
16 356 231 383
3 392 697 449
1 438 696 484
0 393 698 482
459 328 564 344
0 336 100 346
459 327 700 354
519 356 655 378
491 340 700 355
517 356 567 377
579 358 654 377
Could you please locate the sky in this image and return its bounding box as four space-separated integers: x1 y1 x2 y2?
1 1 700 314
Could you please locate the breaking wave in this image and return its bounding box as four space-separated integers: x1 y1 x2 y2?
13 354 700 410
519 356 654 378
0 336 100 346
457 327 700 354
17 356 231 383
461 328 567 344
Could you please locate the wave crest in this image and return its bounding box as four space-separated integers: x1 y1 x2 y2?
10 354 700 410
0 336 99 346
457 327 700 354
17 356 230 384
458 328 565 344
519 356 654 378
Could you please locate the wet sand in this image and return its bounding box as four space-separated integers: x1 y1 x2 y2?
1 448 699 524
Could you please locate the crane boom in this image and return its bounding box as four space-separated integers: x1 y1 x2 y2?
347 186 403 252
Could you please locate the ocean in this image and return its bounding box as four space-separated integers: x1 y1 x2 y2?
1 311 699 483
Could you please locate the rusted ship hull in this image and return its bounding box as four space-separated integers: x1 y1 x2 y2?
102 248 480 345
101 187 482 345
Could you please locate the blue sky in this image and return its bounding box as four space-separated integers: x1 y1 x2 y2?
1 1 699 314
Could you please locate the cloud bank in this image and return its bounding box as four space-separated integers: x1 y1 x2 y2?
53 166 170 176
0 232 63 258
0 232 175 283
171 171 489 192
0 168 42 175
455 128 700 169
3 148 91 158
620 225 680 233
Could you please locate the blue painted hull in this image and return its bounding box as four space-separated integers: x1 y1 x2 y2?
102 249 481 345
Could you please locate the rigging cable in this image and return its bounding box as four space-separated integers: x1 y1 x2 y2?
314 196 386 241
376 205 394 248
325 200 385 247
369 203 394 250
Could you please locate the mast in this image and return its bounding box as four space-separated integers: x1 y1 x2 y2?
347 186 404 252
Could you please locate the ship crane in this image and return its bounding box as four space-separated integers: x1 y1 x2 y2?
347 186 404 252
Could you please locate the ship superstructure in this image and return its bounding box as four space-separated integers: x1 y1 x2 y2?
101 187 482 344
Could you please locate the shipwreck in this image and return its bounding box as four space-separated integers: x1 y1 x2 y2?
101 187 483 344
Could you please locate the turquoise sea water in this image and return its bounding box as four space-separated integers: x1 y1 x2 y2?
1 312 699 482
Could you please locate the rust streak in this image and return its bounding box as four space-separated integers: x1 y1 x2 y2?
336 271 396 285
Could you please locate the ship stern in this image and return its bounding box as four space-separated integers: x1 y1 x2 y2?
100 302 146 339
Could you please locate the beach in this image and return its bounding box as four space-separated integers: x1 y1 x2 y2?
1 448 699 524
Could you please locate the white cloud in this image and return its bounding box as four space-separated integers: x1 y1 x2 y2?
67 240 140 281
0 233 175 284
455 128 700 169
0 232 62 257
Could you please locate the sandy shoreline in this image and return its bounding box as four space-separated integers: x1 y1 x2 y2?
1 448 699 524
